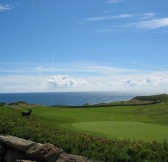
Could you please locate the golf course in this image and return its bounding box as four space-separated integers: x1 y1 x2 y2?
31 94 168 141
0 94 168 161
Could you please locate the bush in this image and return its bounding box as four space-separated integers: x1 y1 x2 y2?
0 102 6 106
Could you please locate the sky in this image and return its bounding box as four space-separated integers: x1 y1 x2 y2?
0 0 168 93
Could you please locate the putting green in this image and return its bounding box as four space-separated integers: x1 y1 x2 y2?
72 121 168 141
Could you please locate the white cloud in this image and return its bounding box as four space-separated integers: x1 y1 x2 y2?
135 18 168 29
85 12 157 24
145 77 168 87
1 63 168 93
142 78 152 86
98 17 168 32
47 75 88 88
0 4 12 11
122 78 138 87
84 14 133 23
0 73 168 93
120 76 168 88
87 11 168 31
32 65 138 75
86 73 168 92
139 12 156 20
0 75 48 92
107 0 123 3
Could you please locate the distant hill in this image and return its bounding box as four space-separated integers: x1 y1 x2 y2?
8 101 36 107
134 93 168 103
69 94 168 108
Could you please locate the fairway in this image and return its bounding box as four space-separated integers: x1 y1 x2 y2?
30 95 168 142
72 121 168 141
6 94 166 142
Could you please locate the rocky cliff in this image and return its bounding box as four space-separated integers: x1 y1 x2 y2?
0 135 91 162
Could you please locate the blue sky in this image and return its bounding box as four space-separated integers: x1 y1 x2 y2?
0 0 168 93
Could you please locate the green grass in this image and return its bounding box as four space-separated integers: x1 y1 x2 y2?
0 94 168 161
30 99 168 141
72 121 168 141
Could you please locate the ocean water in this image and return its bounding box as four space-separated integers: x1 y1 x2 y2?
0 92 139 106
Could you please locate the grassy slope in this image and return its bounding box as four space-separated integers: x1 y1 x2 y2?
27 94 168 141
1 94 168 161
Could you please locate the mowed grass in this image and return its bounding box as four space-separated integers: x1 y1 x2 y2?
30 97 168 141
72 121 168 141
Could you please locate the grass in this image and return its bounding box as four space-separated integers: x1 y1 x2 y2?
30 102 168 141
0 94 168 161
72 121 168 141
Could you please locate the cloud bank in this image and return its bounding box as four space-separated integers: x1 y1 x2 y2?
0 63 168 93
1 74 168 93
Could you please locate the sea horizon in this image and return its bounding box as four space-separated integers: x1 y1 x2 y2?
0 91 149 106
0 91 150 106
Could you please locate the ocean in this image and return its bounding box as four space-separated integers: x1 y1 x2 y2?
0 92 140 106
